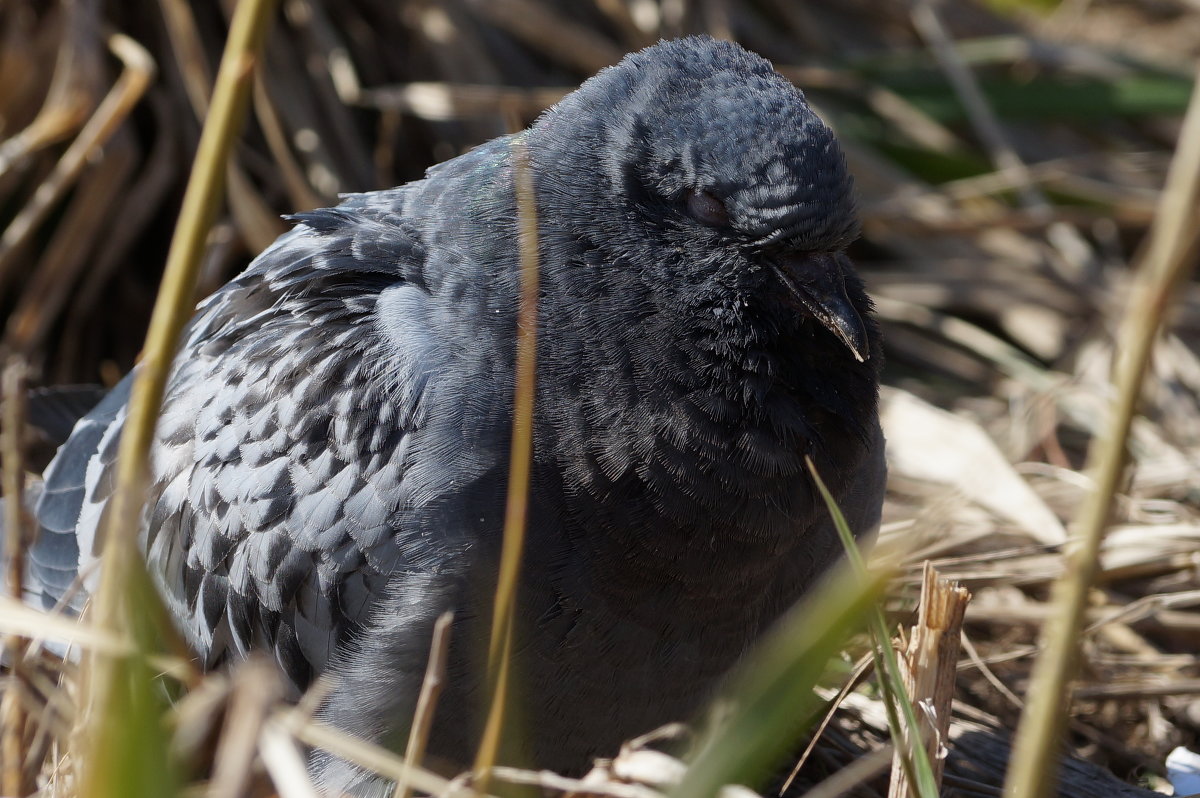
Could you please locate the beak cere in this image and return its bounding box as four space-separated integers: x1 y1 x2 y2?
771 253 870 363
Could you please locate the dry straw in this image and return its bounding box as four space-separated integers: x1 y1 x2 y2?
472 137 541 788
1003 64 1200 798
80 1 278 795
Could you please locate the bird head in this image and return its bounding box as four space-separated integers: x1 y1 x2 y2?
527 36 877 366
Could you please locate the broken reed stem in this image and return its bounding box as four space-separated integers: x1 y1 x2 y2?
474 138 540 783
887 562 970 798
395 611 454 798
1 358 31 797
1003 64 1200 798
83 0 276 794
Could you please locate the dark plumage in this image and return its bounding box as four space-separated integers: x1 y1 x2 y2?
23 36 885 795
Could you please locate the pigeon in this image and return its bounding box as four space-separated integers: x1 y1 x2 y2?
21 35 885 794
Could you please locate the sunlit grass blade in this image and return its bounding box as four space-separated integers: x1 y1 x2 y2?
669 560 888 798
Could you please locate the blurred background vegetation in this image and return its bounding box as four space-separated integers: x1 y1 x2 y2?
1 1 1199 796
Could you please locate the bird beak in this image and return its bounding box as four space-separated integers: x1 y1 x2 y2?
770 252 870 363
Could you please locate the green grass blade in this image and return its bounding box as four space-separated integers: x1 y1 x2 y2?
807 457 940 798
670 562 888 798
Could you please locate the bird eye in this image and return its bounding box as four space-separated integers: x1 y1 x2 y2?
685 189 730 227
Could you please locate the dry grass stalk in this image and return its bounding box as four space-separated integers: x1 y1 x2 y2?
157 0 284 252
486 761 673 798
887 562 971 798
258 716 321 798
471 0 624 74
81 1 278 795
1 358 31 796
288 717 471 798
0 33 153 307
1003 62 1200 798
395 611 454 798
355 82 570 122
473 138 540 785
207 658 283 798
84 0 275 636
6 143 134 357
909 0 1047 215
0 1 101 178
777 653 874 795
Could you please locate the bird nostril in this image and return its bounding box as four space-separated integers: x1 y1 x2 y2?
685 188 730 227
